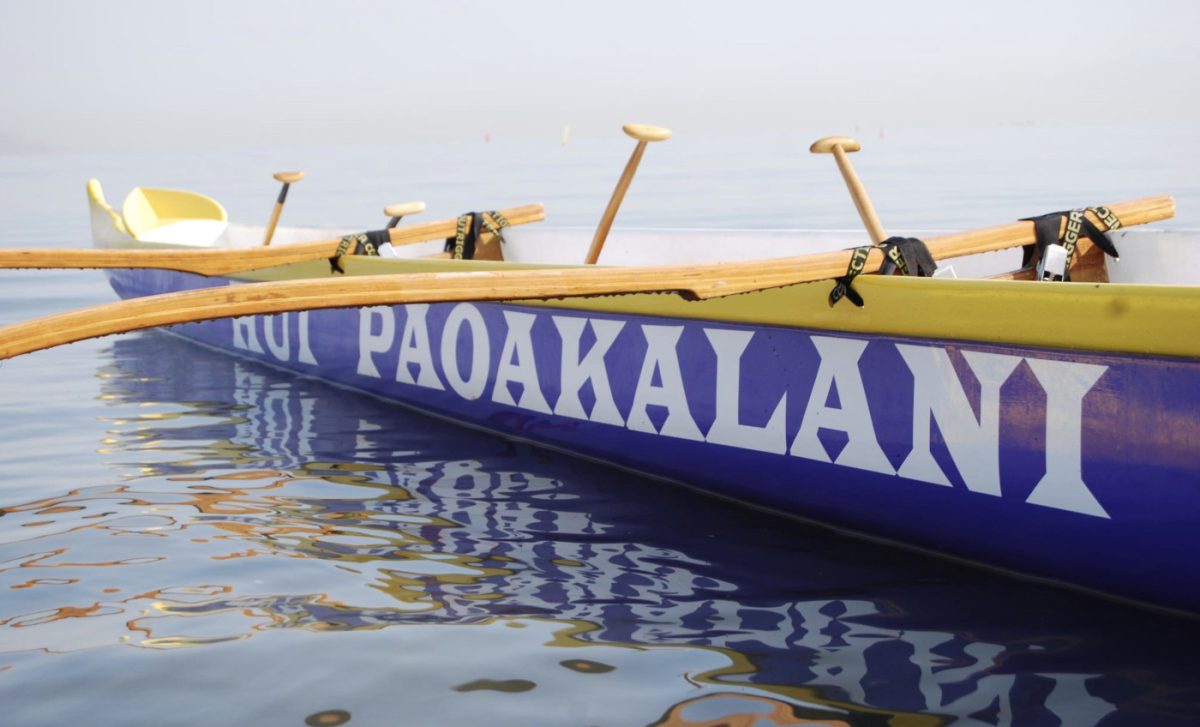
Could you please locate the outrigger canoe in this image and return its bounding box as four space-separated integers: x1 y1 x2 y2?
3 130 1198 615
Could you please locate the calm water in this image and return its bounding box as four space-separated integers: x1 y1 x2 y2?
1 125 1199 726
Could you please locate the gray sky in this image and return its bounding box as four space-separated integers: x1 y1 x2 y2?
1 0 1197 151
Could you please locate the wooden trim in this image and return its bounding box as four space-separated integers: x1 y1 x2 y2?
0 195 1174 360
0 203 545 276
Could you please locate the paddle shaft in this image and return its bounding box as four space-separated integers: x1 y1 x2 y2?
262 183 291 247
0 204 545 277
262 171 304 246
584 123 670 265
831 144 887 244
585 140 647 265
0 195 1172 361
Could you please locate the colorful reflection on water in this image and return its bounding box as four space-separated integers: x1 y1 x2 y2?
1 332 1198 726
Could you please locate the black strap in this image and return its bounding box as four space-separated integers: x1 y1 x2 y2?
328 209 513 273
829 246 872 307
444 211 511 260
1021 213 1064 268
329 229 387 273
482 210 510 239
1078 208 1121 257
1020 207 1122 277
829 236 938 307
878 236 938 277
445 213 477 260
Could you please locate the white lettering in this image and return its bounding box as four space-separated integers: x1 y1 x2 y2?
553 316 625 426
441 304 490 400
790 336 892 474
263 314 290 361
297 311 317 365
1042 674 1116 724
492 311 550 412
897 346 1020 494
627 325 703 441
704 328 787 454
232 316 263 353
1025 358 1109 517
395 304 443 390
356 306 395 379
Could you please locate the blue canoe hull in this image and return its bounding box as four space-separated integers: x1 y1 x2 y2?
108 268 1200 614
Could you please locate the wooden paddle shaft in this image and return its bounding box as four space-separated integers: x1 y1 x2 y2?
263 171 304 247
586 141 647 264
585 124 672 265
811 137 886 244
0 203 545 277
262 198 286 246
832 145 887 244
0 195 1173 361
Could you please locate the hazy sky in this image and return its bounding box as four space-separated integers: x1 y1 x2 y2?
1 0 1197 150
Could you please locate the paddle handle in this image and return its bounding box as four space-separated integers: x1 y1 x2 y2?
385 201 427 229
585 140 647 264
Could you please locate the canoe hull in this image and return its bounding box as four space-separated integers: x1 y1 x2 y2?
106 267 1200 615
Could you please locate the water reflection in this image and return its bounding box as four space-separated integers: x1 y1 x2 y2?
1 331 1198 725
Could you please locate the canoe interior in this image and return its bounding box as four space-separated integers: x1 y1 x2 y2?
86 178 1200 286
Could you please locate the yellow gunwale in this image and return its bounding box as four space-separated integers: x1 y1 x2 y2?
89 185 1197 362
228 254 1200 361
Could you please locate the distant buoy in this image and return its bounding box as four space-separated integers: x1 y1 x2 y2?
484 133 491 143
561 125 570 146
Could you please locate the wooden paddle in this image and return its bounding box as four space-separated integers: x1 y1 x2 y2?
0 203 545 277
584 124 672 264
379 201 426 257
262 171 304 246
384 201 426 229
0 195 1172 361
810 137 887 244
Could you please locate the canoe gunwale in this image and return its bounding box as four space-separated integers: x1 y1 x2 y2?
230 254 1200 361
84 185 1200 361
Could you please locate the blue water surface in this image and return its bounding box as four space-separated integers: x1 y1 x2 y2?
1 126 1198 725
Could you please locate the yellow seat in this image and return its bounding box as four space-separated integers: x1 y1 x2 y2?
122 187 227 241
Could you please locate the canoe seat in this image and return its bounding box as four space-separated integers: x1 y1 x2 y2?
122 186 229 245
